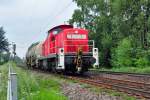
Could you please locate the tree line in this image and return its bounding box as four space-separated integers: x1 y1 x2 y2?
69 0 150 67
0 27 9 64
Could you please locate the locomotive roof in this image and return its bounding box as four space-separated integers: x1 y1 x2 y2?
48 25 73 33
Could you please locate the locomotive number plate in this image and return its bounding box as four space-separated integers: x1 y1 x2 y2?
67 34 86 39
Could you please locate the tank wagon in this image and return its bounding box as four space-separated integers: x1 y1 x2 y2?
26 25 99 73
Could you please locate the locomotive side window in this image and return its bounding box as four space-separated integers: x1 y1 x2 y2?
53 28 62 35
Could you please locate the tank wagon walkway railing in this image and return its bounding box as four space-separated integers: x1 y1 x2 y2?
7 64 17 100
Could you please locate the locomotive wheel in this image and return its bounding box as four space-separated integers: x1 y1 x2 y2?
52 67 56 73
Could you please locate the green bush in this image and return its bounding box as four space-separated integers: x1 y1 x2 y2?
134 49 150 67
111 38 133 67
134 57 148 67
0 52 10 65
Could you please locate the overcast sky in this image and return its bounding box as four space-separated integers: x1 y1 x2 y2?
0 0 77 58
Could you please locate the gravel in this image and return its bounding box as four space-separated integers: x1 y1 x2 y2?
61 82 124 100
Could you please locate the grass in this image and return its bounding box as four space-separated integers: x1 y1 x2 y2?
0 62 138 100
111 66 150 73
91 66 150 74
11 62 67 100
0 63 8 100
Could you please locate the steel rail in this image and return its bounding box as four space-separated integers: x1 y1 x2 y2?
92 76 150 88
67 76 150 99
89 70 150 78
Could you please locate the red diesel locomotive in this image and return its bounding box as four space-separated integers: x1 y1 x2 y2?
26 25 99 73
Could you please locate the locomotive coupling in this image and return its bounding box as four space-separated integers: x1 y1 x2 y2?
74 47 83 72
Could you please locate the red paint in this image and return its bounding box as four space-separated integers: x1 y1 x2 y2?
42 25 89 57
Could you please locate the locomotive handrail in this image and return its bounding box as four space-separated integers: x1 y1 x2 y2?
64 52 93 54
63 40 94 54
47 39 95 54
64 45 94 46
64 40 95 47
64 40 94 41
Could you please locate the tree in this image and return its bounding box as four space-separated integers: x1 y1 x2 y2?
0 27 9 53
0 27 9 64
69 0 115 67
70 0 150 67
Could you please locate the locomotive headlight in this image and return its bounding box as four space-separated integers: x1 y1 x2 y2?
60 48 64 56
94 48 97 52
61 49 64 53
94 48 98 55
93 48 99 67
58 48 65 70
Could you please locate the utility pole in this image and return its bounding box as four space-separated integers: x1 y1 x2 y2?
9 42 16 61
12 43 16 61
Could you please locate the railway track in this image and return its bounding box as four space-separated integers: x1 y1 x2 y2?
66 74 150 99
87 70 150 84
89 70 150 78
18 64 150 99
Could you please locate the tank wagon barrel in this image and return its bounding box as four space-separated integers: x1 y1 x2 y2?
26 42 43 68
